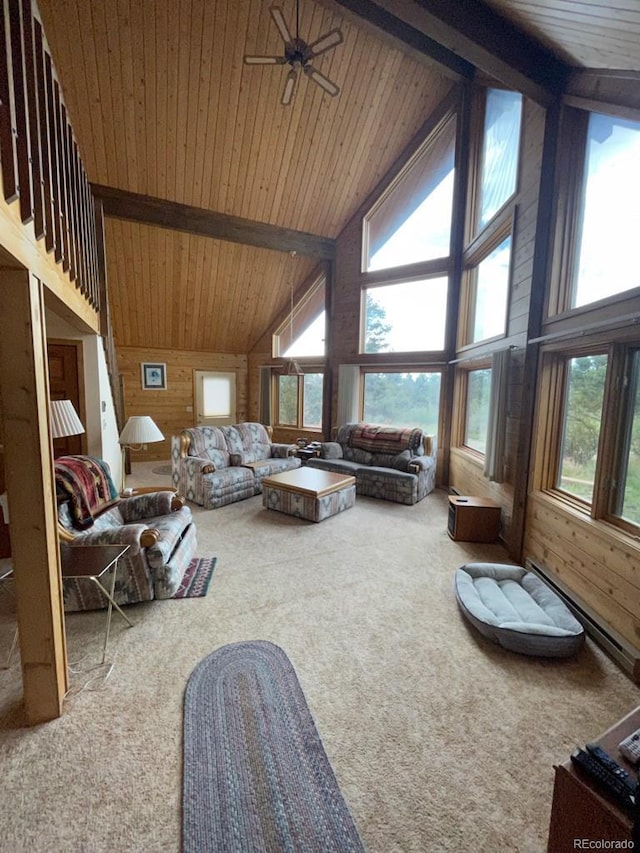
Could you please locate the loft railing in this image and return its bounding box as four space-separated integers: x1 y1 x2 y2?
0 0 99 311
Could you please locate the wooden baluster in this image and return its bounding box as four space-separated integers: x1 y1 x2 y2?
54 83 71 275
20 0 43 238
44 52 62 261
0 0 18 202
7 0 32 223
33 19 53 251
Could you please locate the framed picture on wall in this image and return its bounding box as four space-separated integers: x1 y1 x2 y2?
141 362 167 390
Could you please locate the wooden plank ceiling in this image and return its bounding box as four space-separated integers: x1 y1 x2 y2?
37 0 640 353
482 0 640 70
37 0 454 352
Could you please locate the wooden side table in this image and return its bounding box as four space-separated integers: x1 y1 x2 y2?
447 495 501 542
296 447 320 465
60 544 133 664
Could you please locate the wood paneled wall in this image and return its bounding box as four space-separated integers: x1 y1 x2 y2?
117 345 247 461
525 494 640 655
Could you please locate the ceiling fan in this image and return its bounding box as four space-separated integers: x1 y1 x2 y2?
243 2 343 105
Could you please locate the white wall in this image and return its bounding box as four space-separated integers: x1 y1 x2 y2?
45 311 122 488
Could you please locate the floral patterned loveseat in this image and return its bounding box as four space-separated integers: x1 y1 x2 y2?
306 423 437 505
55 455 197 611
171 422 301 509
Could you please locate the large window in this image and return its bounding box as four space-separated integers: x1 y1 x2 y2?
361 278 448 354
615 350 640 525
466 233 512 345
537 344 640 533
274 273 326 358
363 113 456 272
362 371 441 434
464 368 492 453
458 89 520 352
536 104 640 542
571 113 640 309
556 354 608 504
277 372 323 430
477 89 523 229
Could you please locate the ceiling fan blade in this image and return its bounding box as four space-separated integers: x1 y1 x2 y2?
270 6 292 43
308 28 343 58
304 65 340 97
244 55 286 65
282 69 298 106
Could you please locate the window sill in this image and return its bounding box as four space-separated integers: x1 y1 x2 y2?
451 446 486 465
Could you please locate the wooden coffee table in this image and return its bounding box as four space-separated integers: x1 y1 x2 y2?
262 468 356 523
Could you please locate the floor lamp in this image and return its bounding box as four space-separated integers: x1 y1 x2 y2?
119 416 164 492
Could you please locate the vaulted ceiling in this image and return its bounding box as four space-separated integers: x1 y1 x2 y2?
36 0 640 354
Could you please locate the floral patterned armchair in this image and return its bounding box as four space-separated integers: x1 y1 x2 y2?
55 455 197 611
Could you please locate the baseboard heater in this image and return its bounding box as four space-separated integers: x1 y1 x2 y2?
526 558 640 682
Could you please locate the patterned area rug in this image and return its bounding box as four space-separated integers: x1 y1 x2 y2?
172 557 216 599
182 640 365 853
151 464 172 475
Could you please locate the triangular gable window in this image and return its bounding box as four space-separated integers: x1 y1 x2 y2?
363 113 456 272
273 274 326 358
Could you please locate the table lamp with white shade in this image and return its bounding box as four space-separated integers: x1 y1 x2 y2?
50 399 85 440
118 416 164 492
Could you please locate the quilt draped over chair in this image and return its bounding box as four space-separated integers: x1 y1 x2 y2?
55 455 197 611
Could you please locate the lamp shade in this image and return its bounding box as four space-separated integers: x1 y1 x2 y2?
119 416 164 446
50 399 85 439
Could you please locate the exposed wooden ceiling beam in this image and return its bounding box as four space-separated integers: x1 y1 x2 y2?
564 69 640 121
91 185 336 260
318 0 474 81
330 0 570 105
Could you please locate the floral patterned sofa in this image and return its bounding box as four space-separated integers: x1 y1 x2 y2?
55 455 197 611
171 422 301 509
306 423 437 505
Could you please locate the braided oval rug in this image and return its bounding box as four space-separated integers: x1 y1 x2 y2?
182 640 365 853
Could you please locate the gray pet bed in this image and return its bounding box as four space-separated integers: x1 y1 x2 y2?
454 563 585 658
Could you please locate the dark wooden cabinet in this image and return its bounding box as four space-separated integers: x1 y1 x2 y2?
547 708 639 852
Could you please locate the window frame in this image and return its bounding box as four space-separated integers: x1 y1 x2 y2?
359 365 444 435
533 342 637 524
467 87 524 245
467 86 525 236
452 359 492 459
457 86 522 360
359 272 450 356
361 109 457 275
458 209 515 350
546 106 640 326
603 345 640 535
273 367 325 432
272 272 326 359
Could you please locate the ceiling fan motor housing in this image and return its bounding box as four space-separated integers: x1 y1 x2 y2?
285 38 312 67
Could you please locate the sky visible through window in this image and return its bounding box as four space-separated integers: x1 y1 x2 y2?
574 113 640 308
283 312 325 357
368 172 454 272
357 173 453 355
364 278 448 353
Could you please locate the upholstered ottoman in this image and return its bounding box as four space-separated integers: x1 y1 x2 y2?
262 468 356 523
454 563 585 657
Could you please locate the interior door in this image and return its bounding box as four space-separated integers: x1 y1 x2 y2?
194 371 236 427
47 341 84 457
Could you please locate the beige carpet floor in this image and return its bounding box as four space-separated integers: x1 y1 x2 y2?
0 464 638 852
